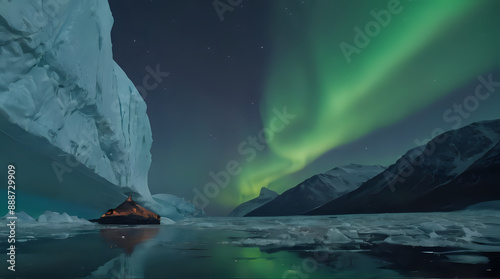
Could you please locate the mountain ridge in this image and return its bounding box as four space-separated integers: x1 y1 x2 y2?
306 119 500 215
244 164 386 216
228 187 279 217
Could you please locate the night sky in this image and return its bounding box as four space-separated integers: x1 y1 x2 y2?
108 0 500 216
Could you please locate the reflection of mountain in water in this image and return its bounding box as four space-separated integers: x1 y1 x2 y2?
99 226 159 254
91 226 160 278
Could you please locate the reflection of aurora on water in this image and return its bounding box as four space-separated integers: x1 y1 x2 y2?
4 211 495 278
89 211 500 278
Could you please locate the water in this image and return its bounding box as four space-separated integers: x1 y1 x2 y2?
1 210 499 278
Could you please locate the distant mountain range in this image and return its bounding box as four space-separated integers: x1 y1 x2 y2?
245 164 385 217
307 120 500 215
233 120 500 217
228 187 278 217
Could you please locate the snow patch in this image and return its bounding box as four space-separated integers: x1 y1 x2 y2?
1 211 36 223
37 211 91 224
160 217 175 225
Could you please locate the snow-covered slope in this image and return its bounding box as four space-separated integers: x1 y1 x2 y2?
0 0 197 219
245 164 385 216
307 120 500 215
323 164 388 194
466 200 500 210
228 187 278 217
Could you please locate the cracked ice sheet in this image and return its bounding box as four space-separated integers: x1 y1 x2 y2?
178 210 500 253
2 210 500 256
0 211 97 242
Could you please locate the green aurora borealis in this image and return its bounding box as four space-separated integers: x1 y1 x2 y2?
108 0 500 215
231 0 500 204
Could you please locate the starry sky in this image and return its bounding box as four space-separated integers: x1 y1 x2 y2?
108 0 500 216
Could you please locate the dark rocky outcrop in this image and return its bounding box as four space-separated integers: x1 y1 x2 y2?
90 195 161 224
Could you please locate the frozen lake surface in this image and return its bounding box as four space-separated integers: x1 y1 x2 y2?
1 210 499 278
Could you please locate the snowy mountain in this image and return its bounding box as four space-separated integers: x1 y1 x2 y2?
307 120 500 215
0 0 198 219
228 187 278 217
245 164 386 216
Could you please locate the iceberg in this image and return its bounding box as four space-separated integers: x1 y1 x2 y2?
1 211 90 225
37 211 91 224
1 211 36 223
0 0 198 219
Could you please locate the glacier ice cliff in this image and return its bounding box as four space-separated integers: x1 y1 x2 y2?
0 0 198 219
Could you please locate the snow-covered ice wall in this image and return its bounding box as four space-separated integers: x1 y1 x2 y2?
0 0 151 194
0 0 198 219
